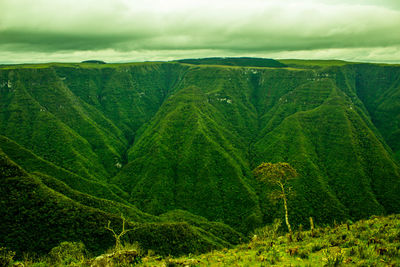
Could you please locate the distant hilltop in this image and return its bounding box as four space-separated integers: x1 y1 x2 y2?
176 57 287 68
81 60 106 64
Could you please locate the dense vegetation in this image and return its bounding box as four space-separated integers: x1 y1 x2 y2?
4 214 400 266
141 214 400 266
0 150 243 258
0 58 399 259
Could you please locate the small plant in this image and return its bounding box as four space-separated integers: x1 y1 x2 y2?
323 249 344 267
265 246 281 264
355 245 375 260
0 247 15 267
311 242 325 252
110 249 142 266
298 249 309 259
310 217 315 237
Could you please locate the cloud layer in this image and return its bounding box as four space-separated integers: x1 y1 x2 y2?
1 0 400 63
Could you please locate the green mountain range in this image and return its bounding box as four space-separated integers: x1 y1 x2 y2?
1 58 399 257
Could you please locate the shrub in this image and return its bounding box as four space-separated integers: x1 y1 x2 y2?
354 245 375 260
48 241 86 266
252 219 282 240
323 248 344 267
0 247 15 267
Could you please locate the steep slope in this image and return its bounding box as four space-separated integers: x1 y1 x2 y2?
0 135 129 203
0 67 126 180
113 82 262 232
252 66 400 224
54 63 187 139
0 63 187 181
1 60 400 245
0 148 243 257
112 64 400 231
349 64 400 161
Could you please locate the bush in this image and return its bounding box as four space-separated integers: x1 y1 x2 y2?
0 247 15 267
323 248 344 267
90 245 142 267
48 241 86 266
252 219 282 240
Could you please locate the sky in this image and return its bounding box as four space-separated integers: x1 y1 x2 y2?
1 0 400 64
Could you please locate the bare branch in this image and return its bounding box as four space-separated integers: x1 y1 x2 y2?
105 214 135 251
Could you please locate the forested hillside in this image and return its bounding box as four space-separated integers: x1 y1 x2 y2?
0 58 399 257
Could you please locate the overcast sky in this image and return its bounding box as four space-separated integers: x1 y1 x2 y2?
1 0 400 64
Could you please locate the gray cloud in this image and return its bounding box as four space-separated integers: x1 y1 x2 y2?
1 0 400 63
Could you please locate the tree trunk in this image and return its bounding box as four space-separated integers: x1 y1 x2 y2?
283 195 292 235
278 182 292 235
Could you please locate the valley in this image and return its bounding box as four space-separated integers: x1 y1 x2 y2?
1 58 399 259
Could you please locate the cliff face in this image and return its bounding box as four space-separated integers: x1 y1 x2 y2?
0 60 399 239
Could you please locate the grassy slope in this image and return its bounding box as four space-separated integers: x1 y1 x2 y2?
279 59 355 68
140 214 400 266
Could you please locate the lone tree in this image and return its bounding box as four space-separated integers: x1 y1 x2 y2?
105 214 134 251
253 162 298 235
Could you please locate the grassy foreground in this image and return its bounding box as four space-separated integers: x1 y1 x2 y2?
3 214 400 266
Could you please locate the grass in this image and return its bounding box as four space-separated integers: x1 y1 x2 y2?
7 214 400 266
138 214 400 266
278 59 356 68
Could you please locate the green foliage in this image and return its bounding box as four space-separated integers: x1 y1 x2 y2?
126 222 229 256
253 162 298 186
0 247 15 267
323 248 344 267
18 214 400 266
0 150 240 259
139 214 400 266
254 162 298 233
1 59 400 259
0 135 130 204
159 210 246 245
48 241 86 266
252 219 282 240
108 249 142 266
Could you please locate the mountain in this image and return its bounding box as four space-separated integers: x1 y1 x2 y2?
0 147 243 257
0 58 399 256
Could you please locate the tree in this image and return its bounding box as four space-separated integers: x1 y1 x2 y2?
253 162 298 235
105 214 134 251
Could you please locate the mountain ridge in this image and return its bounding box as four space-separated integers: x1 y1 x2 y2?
1 58 399 256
